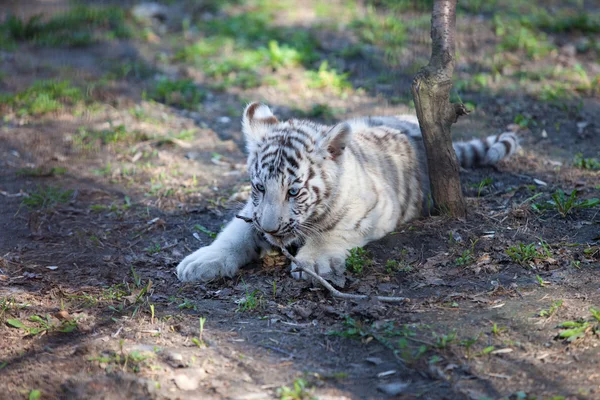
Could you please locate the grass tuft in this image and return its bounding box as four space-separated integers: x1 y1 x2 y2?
2 80 83 116
22 186 73 209
0 6 131 48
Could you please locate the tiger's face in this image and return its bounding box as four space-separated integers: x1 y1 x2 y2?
241 103 351 246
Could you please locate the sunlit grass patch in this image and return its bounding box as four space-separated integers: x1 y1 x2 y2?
148 78 206 110
305 61 352 94
494 15 553 60
175 7 319 90
531 9 600 34
0 6 132 48
350 6 407 66
1 80 83 116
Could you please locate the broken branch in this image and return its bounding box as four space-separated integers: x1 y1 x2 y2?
278 246 408 304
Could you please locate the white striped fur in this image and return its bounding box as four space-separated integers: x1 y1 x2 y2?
176 103 518 283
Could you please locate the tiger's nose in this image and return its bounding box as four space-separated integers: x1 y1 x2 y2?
258 212 280 234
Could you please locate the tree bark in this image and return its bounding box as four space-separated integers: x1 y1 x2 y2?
411 0 468 217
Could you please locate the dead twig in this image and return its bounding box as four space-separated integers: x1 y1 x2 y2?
235 215 408 303
278 245 408 304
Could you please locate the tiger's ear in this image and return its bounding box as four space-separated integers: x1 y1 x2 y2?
242 102 278 147
318 122 352 161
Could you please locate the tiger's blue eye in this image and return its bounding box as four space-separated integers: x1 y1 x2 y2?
256 183 265 192
288 188 299 197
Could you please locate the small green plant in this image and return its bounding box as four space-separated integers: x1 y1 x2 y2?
460 334 481 359
536 274 548 287
237 286 262 312
306 61 352 94
472 177 493 197
539 300 563 318
556 320 592 342
88 340 154 373
433 331 457 349
555 309 600 343
149 78 206 110
277 378 315 400
177 298 197 311
532 189 599 217
514 114 536 129
573 153 600 170
346 247 372 274
145 243 162 255
455 239 479 266
0 297 30 321
6 314 77 336
28 390 42 400
385 259 413 274
506 241 551 266
192 316 207 348
22 186 73 209
491 322 507 336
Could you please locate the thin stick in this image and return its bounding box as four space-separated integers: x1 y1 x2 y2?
278 246 408 304
234 215 408 303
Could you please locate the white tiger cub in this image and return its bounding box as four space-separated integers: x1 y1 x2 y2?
176 103 517 284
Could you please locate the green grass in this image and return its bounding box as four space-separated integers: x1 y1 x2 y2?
532 189 599 217
277 378 315 400
6 314 78 336
87 340 155 373
573 153 600 170
327 316 462 364
16 167 67 177
350 7 407 66
176 9 318 90
305 61 352 94
530 9 600 33
494 15 553 59
365 0 434 12
22 186 73 209
506 242 551 266
148 78 206 110
539 300 563 318
345 247 372 274
0 6 132 48
237 285 262 312
1 80 83 116
75 124 148 150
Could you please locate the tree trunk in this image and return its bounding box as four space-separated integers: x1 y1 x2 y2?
411 0 468 217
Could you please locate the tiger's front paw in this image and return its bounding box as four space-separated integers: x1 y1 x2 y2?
290 255 346 287
176 245 241 282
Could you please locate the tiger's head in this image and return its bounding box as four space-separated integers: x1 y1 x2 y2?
241 102 352 246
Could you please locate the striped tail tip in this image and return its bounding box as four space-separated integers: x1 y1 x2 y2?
453 132 519 168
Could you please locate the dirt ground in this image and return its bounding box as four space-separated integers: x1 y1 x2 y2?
1 1 599 399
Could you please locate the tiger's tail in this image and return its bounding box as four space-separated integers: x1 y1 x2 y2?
453 132 519 168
